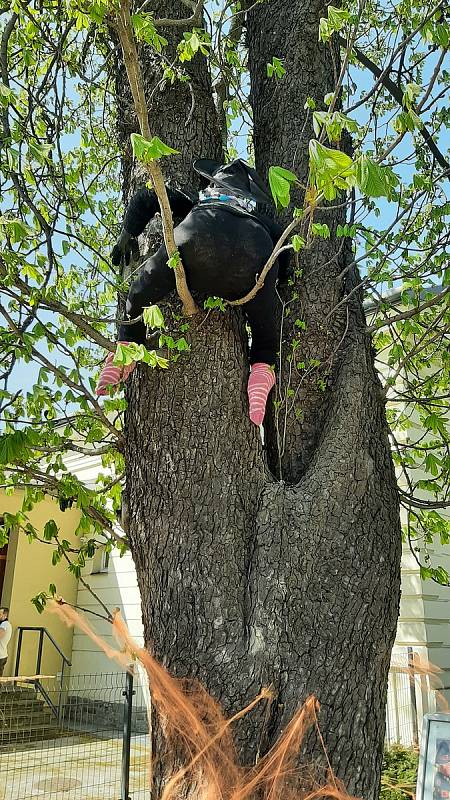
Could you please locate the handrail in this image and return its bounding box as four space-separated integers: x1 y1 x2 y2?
14 627 71 671
14 627 71 722
32 679 59 718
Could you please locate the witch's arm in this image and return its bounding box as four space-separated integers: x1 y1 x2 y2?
111 187 197 266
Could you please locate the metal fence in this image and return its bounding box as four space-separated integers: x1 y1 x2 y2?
385 646 438 747
0 651 439 798
0 671 150 800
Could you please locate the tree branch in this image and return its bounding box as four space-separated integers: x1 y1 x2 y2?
345 2 445 113
0 257 115 352
399 488 450 510
367 286 450 332
340 35 450 173
142 0 205 28
112 0 198 316
0 304 124 446
0 11 17 137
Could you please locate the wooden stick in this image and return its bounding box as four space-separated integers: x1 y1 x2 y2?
114 0 198 316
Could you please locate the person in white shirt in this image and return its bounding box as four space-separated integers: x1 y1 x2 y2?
0 607 12 677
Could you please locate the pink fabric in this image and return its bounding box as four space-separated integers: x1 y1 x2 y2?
247 362 276 426
95 343 136 397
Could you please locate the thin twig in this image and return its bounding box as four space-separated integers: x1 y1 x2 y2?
340 35 450 172
227 220 300 307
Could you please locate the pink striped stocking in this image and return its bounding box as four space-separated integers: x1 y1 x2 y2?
247 362 276 426
95 344 136 396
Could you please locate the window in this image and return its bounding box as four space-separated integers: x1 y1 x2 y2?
91 547 110 575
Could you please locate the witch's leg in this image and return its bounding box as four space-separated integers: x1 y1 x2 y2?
96 246 175 395
244 273 279 425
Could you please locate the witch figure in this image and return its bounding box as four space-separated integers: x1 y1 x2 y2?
96 158 290 425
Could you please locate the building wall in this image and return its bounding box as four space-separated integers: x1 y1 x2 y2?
69 547 144 678
372 299 450 741
396 364 450 710
62 452 144 688
0 490 80 677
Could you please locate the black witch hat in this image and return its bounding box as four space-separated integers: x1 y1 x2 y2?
193 158 273 206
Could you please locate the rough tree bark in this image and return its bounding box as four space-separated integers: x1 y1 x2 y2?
116 2 402 798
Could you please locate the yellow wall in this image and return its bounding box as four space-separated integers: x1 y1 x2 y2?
0 490 80 678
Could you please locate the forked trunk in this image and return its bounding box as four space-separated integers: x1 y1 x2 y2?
117 2 401 797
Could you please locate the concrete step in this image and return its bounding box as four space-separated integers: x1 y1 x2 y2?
0 687 44 700
0 727 65 745
0 719 62 738
0 686 87 749
0 696 55 711
0 687 37 701
0 684 64 742
0 685 36 694
1 713 57 731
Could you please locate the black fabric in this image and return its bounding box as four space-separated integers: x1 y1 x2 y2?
117 182 291 365
120 186 290 283
123 187 195 238
0 657 7 677
193 158 273 205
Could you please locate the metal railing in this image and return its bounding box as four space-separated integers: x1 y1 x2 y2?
386 646 438 747
14 626 71 720
0 670 147 800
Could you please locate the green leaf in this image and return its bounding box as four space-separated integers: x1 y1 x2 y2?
313 110 360 141
204 296 226 311
114 342 169 371
175 337 190 352
423 412 447 436
291 235 306 252
28 140 52 164
319 6 350 42
0 216 33 242
131 13 168 50
43 520 58 541
178 28 211 62
0 429 40 465
142 349 170 369
267 57 286 79
311 223 330 239
273 166 298 183
113 342 136 367
167 250 181 269
336 223 357 238
31 592 48 613
0 82 15 107
268 166 298 209
309 139 354 200
130 133 179 164
143 304 165 329
403 82 421 107
355 157 399 200
304 97 316 110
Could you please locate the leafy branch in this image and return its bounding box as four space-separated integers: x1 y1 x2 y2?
110 0 198 316
141 0 205 28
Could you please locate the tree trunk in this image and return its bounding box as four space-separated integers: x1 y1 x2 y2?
244 2 402 795
117 2 402 798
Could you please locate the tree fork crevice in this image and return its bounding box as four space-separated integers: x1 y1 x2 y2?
246 1 401 796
